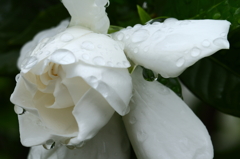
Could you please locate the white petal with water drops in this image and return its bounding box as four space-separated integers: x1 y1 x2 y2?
62 62 132 116
112 19 230 77
123 67 213 159
28 113 130 159
49 49 76 65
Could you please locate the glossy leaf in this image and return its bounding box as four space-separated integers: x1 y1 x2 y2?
180 57 240 117
137 5 151 24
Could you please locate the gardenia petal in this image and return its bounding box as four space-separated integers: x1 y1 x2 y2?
68 88 115 145
28 113 130 159
123 67 213 159
112 19 230 78
62 62 132 116
18 20 69 69
62 0 110 34
17 108 77 147
26 26 129 74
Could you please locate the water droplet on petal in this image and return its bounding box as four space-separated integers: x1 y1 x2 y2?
152 22 161 25
117 33 124 41
43 139 55 150
152 30 163 40
14 105 25 115
213 38 229 48
93 56 105 65
133 24 142 29
50 49 76 65
89 76 98 83
81 41 95 50
60 33 73 42
15 74 21 82
176 57 185 67
133 48 138 53
129 116 137 124
164 18 178 25
190 48 201 57
131 29 149 43
66 145 75 150
137 130 147 142
220 32 226 37
82 54 90 60
202 40 211 47
21 56 38 71
106 61 113 67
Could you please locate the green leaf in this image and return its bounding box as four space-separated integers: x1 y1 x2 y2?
142 67 182 98
180 57 240 117
137 5 151 24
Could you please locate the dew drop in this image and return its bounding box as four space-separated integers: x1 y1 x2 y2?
50 49 76 65
190 48 201 57
126 26 132 29
152 22 161 25
164 18 178 25
60 33 73 42
213 38 229 48
133 24 142 30
129 116 137 124
21 56 38 71
43 139 55 150
137 130 147 142
220 32 226 37
93 56 105 65
152 30 163 40
82 54 90 60
66 145 75 150
15 74 21 82
176 57 185 67
14 105 25 115
133 48 138 53
117 33 124 41
81 41 95 50
202 40 210 47
131 29 149 43
89 76 98 83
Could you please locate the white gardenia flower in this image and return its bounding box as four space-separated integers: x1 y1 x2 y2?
10 0 231 159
